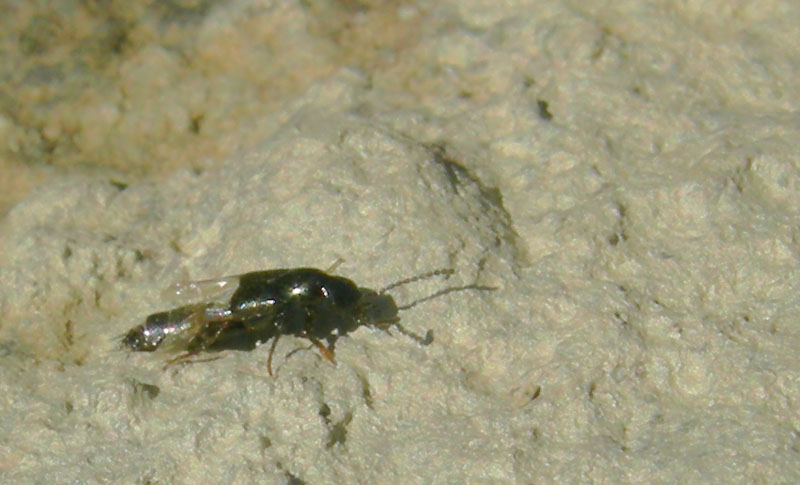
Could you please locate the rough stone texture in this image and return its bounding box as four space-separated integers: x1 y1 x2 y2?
1 1 800 483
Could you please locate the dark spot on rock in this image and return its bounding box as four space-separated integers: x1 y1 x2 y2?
536 100 552 121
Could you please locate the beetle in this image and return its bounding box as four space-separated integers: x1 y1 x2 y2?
122 265 493 374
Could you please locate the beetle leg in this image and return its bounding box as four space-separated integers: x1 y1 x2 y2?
308 336 335 365
162 350 199 370
267 335 281 377
162 352 223 370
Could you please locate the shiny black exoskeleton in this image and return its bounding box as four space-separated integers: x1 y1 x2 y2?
228 269 399 344
123 267 451 374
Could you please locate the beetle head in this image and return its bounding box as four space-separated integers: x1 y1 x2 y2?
357 288 399 325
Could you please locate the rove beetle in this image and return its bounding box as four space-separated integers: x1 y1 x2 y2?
122 263 494 375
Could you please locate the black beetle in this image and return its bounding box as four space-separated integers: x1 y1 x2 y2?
123 266 493 374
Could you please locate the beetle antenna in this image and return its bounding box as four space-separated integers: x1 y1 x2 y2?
379 268 454 294
397 284 496 311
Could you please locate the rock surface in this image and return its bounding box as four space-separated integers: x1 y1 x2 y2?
1 1 799 483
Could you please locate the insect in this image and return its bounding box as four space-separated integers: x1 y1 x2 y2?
122 264 494 375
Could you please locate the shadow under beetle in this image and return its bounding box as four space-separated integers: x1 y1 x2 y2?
122 264 494 375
